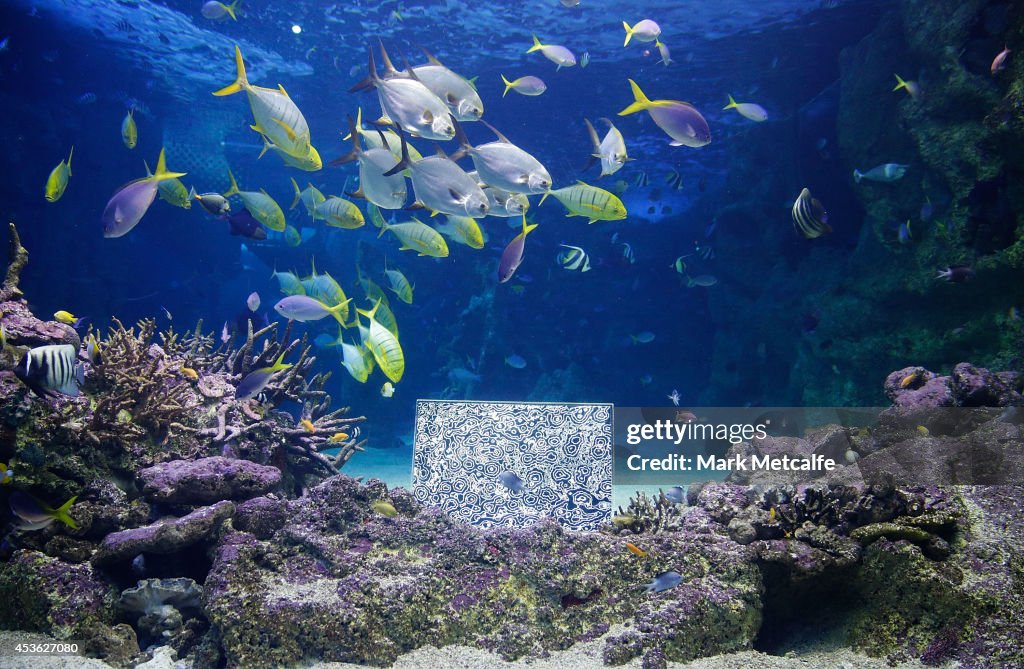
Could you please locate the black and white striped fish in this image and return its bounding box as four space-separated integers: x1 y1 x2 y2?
556 244 591 272
14 344 83 398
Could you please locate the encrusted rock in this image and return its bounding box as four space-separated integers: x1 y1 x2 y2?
0 549 118 639
93 501 235 566
137 456 281 504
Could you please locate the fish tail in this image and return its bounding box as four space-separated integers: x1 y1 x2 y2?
723 94 738 110
527 35 544 53
289 178 302 209
520 215 538 238
623 21 634 47
66 146 74 175
326 299 353 326
213 45 248 96
501 74 514 98
892 73 907 92
52 495 79 530
225 0 241 21
269 351 292 372
618 79 651 116
853 170 862 184
153 148 186 182
257 135 272 160
224 169 240 197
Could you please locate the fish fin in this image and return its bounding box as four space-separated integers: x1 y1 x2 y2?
417 44 443 66
224 0 241 20
153 148 186 182
501 74 514 98
723 94 738 110
622 21 634 47
526 35 544 54
67 146 74 175
618 79 651 116
213 45 248 96
289 178 302 209
377 40 400 78
224 169 240 197
52 495 79 530
270 118 299 142
479 118 512 144
382 129 411 177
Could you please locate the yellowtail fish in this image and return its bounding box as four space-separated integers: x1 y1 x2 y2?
435 215 485 249
900 370 923 388
357 300 405 383
180 366 199 381
327 432 350 444
791 188 831 239
500 74 547 97
271 267 305 296
618 79 711 148
383 264 414 304
526 35 577 70
223 170 285 232
723 94 768 122
497 215 538 283
542 181 627 224
258 134 321 172
656 40 672 66
371 500 398 517
201 0 240 21
214 45 319 165
300 418 316 433
235 352 291 400
85 333 102 364
622 19 661 46
378 218 449 258
121 108 137 149
44 147 73 202
625 542 647 558
9 491 79 530
381 381 395 398
892 73 920 99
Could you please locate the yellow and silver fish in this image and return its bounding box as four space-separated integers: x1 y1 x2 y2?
214 45 319 165
121 108 137 149
357 300 405 383
223 170 285 231
435 215 485 249
383 264 413 304
542 181 627 224
584 117 629 177
44 147 73 203
378 218 449 257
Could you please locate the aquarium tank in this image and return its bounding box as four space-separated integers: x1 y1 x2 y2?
0 0 1022 667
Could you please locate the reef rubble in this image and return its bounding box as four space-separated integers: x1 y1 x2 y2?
0 225 1022 669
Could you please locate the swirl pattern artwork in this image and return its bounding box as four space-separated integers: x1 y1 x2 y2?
413 400 613 531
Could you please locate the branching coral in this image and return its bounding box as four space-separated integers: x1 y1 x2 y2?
83 318 200 445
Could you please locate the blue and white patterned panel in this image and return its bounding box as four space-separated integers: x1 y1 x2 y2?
413 401 613 531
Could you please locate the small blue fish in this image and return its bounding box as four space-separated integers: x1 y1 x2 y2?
663 486 684 504
505 354 527 369
498 471 525 493
897 219 912 244
644 570 682 593
448 368 482 384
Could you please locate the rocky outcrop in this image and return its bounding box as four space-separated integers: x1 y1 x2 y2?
137 456 281 505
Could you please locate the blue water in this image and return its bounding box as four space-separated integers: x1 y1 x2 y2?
0 0 896 473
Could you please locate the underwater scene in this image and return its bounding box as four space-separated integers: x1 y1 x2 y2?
1 0 1024 667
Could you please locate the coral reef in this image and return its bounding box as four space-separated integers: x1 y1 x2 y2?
1 227 1023 668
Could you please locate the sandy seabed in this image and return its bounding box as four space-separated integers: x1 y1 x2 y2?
0 629 932 669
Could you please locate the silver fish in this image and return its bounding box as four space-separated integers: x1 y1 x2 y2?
384 132 489 218
453 120 551 194
853 163 908 184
